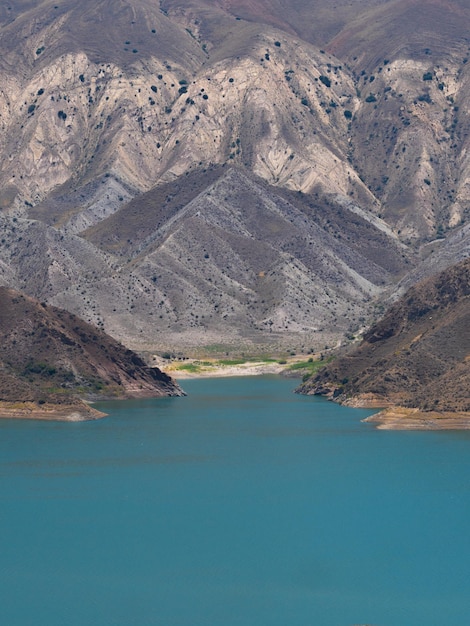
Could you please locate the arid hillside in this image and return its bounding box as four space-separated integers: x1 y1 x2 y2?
0 0 469 353
297 257 470 415
0 168 414 353
0 287 183 411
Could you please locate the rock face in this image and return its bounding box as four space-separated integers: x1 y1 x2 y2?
0 0 469 353
0 287 184 419
297 258 470 415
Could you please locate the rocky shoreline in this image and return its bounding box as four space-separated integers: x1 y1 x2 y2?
0 400 107 422
300 389 470 431
363 407 470 430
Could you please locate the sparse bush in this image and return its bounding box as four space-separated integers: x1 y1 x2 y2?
417 93 432 103
23 362 57 377
319 75 331 87
423 72 433 81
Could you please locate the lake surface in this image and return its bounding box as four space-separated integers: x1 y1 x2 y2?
1 376 470 626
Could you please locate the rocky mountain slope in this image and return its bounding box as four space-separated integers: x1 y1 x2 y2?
0 287 183 419
0 168 413 353
1 0 469 237
0 0 469 353
296 258 470 420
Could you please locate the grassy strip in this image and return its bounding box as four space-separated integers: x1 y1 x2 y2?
287 357 332 378
172 356 331 376
175 361 213 373
216 358 248 366
175 357 279 371
175 363 203 373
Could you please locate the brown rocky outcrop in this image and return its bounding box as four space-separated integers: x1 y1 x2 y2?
297 258 470 428
0 287 184 420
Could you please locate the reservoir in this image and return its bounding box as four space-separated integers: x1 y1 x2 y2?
1 376 470 625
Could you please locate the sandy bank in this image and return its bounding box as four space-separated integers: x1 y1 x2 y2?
0 400 106 421
363 407 470 430
168 361 288 379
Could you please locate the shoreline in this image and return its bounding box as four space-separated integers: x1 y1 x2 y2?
161 354 320 379
0 400 107 422
326 392 470 431
363 406 470 430
169 361 289 379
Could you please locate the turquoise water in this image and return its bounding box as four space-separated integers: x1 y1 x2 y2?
1 376 470 626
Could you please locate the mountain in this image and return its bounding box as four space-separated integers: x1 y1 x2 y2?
296 258 470 428
2 0 469 237
0 168 413 353
0 287 183 420
0 0 469 354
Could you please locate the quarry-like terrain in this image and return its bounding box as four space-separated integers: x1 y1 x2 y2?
0 0 469 354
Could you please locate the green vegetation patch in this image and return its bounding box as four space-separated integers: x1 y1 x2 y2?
287 357 334 380
22 361 57 377
217 359 247 366
175 361 213 373
217 357 278 366
176 363 202 373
